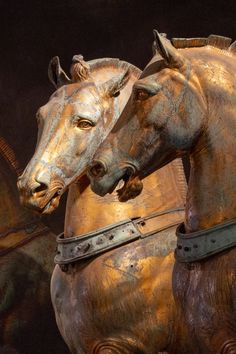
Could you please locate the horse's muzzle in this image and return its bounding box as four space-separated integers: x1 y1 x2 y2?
89 160 107 179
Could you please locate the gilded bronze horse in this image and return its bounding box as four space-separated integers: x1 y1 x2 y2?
18 56 193 353
0 138 69 353
89 33 236 353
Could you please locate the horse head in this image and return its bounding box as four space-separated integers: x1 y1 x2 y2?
18 55 140 213
89 31 208 200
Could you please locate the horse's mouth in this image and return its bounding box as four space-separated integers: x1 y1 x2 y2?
41 191 62 214
115 169 143 202
22 188 64 214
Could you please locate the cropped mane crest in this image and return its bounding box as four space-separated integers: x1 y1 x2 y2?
70 55 90 82
70 56 140 83
142 32 236 79
171 34 236 54
88 57 141 78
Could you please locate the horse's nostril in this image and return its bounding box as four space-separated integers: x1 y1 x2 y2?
32 171 50 196
89 160 107 178
33 182 48 195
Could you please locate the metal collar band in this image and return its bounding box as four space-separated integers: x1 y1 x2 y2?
175 218 236 262
55 208 184 265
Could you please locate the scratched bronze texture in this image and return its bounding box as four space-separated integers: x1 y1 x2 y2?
89 34 236 353
17 56 195 353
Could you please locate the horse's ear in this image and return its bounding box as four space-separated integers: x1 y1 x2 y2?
153 30 185 68
48 56 71 88
99 69 130 97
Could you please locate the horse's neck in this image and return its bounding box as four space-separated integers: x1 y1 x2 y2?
65 159 186 236
186 131 236 232
185 55 236 232
0 159 32 233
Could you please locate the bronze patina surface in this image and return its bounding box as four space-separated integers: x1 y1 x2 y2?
89 33 236 353
0 139 69 353
17 56 193 353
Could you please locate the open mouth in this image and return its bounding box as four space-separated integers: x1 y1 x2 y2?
89 164 143 201
114 168 143 202
41 190 62 214
30 185 65 214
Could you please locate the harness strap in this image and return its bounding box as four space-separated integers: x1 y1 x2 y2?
175 218 236 262
0 221 50 257
55 207 184 265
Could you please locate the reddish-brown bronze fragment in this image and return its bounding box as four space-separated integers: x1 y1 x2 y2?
0 140 69 353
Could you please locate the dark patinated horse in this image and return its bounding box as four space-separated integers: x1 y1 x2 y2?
18 56 194 353
0 137 69 353
89 33 236 354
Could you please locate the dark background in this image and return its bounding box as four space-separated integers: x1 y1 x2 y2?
1 0 236 231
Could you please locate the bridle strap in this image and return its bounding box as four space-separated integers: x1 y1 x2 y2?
175 218 236 262
55 207 184 266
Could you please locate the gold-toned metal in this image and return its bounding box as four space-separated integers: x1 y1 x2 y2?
65 159 186 236
52 229 192 353
89 33 236 353
18 56 189 353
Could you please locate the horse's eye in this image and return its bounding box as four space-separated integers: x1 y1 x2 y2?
75 119 94 130
135 89 150 101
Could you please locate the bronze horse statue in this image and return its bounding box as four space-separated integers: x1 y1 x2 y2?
18 56 194 353
0 138 69 353
89 33 236 353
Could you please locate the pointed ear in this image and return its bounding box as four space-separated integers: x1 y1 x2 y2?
153 30 185 68
99 69 130 97
48 56 71 88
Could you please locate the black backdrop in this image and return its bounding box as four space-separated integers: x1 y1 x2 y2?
1 0 236 231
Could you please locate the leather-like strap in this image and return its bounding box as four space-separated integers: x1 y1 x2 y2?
175 219 236 262
55 208 184 265
0 222 50 257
